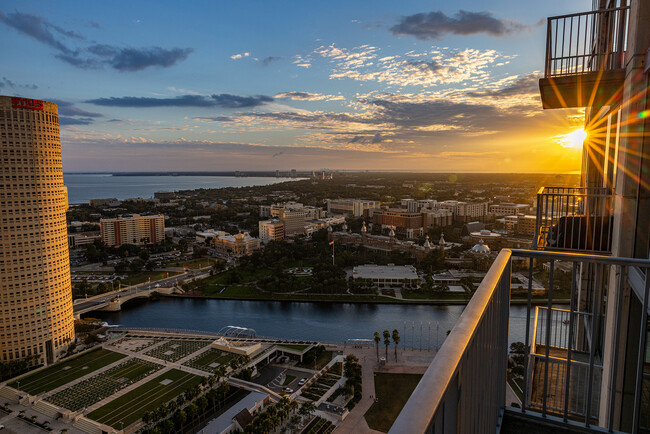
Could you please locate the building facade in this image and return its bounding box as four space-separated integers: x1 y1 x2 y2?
211 232 261 257
326 199 380 217
100 214 165 247
352 264 419 289
371 208 425 238
258 219 285 243
439 200 488 222
489 203 530 216
0 96 75 365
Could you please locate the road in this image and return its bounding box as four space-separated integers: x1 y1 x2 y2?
72 271 205 315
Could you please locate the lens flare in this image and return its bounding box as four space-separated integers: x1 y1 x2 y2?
639 110 650 119
556 128 588 149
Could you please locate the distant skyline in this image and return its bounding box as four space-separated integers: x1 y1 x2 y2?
0 0 590 173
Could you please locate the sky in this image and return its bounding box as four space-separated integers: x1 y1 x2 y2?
0 0 591 173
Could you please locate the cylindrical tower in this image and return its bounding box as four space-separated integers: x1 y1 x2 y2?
0 95 75 366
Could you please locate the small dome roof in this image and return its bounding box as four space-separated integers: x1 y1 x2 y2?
471 239 491 254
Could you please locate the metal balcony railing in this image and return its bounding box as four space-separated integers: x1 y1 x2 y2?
390 249 650 434
534 186 614 254
544 6 629 78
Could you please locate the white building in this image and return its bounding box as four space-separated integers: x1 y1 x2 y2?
352 264 419 288
258 219 285 243
489 203 530 216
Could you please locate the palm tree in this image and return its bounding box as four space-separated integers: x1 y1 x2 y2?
373 331 381 361
383 330 390 360
392 329 400 361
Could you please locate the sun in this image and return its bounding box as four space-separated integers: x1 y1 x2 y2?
556 128 588 149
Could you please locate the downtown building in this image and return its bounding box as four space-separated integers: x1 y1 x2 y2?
0 96 74 365
391 2 650 433
100 214 165 247
326 198 380 217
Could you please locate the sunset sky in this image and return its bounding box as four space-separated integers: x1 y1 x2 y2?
0 0 590 172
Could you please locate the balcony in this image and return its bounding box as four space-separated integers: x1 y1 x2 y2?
390 249 650 434
533 187 614 254
539 7 629 109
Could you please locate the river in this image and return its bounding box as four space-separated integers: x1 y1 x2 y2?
86 298 533 349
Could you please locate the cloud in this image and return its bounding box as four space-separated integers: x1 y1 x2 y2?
390 10 527 40
274 91 345 101
262 56 282 66
87 93 273 109
110 47 193 71
466 73 539 98
50 99 103 117
272 151 284 157
0 11 76 54
210 94 273 108
0 77 38 89
230 52 250 60
59 116 95 125
0 11 192 71
313 43 505 87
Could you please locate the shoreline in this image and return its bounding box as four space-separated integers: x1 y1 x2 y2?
161 293 569 306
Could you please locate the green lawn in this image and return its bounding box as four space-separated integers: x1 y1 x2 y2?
46 358 161 411
120 271 181 286
183 349 236 373
88 369 203 428
282 375 296 386
364 373 423 432
10 348 127 395
297 350 333 370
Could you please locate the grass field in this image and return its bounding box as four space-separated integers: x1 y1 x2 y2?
145 340 210 362
183 349 236 373
46 358 161 411
10 348 126 395
88 369 203 428
364 373 423 432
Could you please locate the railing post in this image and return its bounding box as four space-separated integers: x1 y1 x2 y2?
563 261 579 422
631 273 650 433
607 265 625 432
542 259 555 417
522 257 534 413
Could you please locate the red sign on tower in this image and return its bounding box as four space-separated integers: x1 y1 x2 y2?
11 97 44 111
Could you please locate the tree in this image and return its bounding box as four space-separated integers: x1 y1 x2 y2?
383 330 391 360
373 331 381 362
392 329 400 361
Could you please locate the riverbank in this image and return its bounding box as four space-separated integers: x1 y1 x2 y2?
165 292 568 306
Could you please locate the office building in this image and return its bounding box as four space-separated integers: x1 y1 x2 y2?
88 197 118 207
392 3 650 432
326 198 380 217
0 96 74 365
100 214 165 247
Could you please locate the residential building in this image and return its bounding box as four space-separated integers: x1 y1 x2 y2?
211 232 261 257
258 219 284 243
100 214 165 247
0 96 75 365
439 200 489 222
326 198 380 217
489 203 530 216
421 209 453 228
392 3 650 432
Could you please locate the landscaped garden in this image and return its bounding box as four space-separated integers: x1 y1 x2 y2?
87 369 203 428
299 416 335 434
301 363 342 402
46 358 161 411
9 348 127 395
144 340 211 362
183 349 236 373
364 373 423 432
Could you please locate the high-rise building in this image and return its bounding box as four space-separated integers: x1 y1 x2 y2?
100 214 165 247
0 96 75 365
